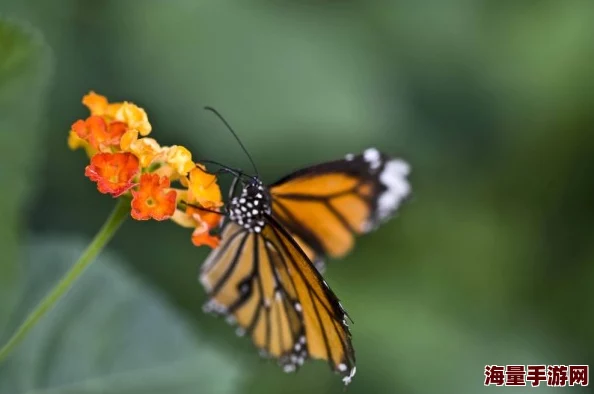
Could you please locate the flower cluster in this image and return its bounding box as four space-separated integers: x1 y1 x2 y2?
69 92 223 248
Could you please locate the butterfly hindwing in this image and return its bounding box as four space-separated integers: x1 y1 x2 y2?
200 218 356 382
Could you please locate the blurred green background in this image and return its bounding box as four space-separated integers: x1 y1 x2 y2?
1 1 593 393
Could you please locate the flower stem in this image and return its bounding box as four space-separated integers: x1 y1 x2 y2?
0 199 130 363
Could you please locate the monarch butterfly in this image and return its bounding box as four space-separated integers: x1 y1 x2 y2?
198 109 411 385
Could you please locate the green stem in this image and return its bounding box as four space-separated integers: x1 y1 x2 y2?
0 198 130 363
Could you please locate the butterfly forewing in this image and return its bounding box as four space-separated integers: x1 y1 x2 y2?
270 148 410 263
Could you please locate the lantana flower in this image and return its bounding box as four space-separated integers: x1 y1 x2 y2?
0 91 230 366
69 91 223 248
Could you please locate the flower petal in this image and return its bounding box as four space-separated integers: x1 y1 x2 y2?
187 207 221 248
120 129 139 151
165 145 196 176
131 173 177 220
68 130 96 157
191 230 220 249
170 208 198 228
85 152 139 196
129 137 162 168
112 102 152 136
82 91 108 116
73 116 127 151
187 165 223 208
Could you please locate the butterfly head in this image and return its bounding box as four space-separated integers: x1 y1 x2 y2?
228 179 271 233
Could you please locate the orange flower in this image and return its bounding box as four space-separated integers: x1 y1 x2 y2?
187 165 223 208
131 173 177 220
85 152 139 196
187 207 222 248
192 230 220 249
71 92 223 250
72 116 127 151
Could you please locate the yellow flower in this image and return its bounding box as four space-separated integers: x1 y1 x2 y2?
120 129 138 151
128 137 162 168
82 91 108 116
67 130 96 157
165 145 196 176
187 165 223 208
171 208 197 228
112 102 152 136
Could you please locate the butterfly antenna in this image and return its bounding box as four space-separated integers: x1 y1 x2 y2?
204 106 260 178
200 159 251 180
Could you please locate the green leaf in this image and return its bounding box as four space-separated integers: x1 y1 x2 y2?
0 237 242 394
0 17 52 333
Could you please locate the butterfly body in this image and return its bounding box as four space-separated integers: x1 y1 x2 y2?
228 180 270 233
200 147 410 385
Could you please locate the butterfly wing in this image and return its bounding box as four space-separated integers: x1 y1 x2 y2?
200 218 356 383
269 148 411 264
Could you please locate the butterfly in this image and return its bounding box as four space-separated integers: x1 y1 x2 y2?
198 143 411 385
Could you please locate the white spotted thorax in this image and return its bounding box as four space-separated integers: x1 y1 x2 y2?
228 180 271 233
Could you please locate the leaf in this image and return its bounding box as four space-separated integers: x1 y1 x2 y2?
0 237 242 394
0 17 52 333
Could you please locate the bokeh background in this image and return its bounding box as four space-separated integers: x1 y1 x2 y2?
1 1 593 393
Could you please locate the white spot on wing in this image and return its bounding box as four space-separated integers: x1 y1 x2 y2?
364 147 383 172
199 274 212 291
373 158 411 225
363 148 382 165
342 366 357 385
202 299 227 314
363 148 380 162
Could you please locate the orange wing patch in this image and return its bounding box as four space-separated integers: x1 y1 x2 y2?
271 174 373 258
269 149 411 263
273 199 355 257
270 173 359 197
